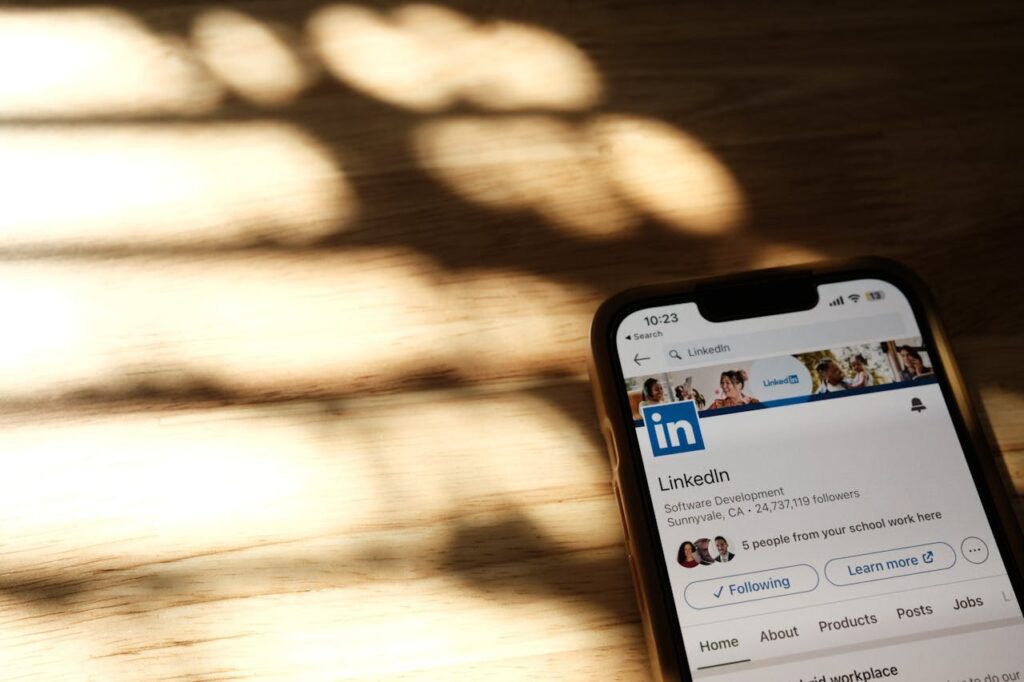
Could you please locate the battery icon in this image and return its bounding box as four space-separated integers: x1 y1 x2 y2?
866 291 885 301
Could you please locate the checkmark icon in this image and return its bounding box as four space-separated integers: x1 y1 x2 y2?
713 585 724 598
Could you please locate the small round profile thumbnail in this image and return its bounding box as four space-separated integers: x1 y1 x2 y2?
677 536 735 568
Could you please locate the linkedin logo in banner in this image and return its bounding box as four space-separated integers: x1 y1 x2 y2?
643 402 706 456
747 355 812 402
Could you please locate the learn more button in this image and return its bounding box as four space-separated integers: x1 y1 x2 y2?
825 542 956 586
684 564 819 609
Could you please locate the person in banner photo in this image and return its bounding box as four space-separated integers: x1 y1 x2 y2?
707 370 759 409
673 375 707 410
899 346 934 380
847 353 873 389
637 377 667 409
815 359 850 393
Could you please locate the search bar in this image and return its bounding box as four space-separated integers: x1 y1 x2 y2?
663 313 907 366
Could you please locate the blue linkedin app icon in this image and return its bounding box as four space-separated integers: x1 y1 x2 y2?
643 402 706 456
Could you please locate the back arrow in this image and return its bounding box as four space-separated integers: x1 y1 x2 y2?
634 353 650 366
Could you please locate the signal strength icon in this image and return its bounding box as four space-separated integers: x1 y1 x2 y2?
848 293 861 303
828 296 845 307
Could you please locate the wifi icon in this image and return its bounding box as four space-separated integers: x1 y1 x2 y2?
848 293 862 303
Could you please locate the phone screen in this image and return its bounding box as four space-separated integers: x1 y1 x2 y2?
612 277 1024 680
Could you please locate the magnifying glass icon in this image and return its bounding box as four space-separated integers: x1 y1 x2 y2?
669 350 682 360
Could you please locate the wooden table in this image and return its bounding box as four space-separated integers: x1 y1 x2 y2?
1 1 1022 679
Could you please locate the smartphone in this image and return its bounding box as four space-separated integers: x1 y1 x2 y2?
589 259 1024 681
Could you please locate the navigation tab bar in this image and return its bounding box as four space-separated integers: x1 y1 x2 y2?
683 574 1019 675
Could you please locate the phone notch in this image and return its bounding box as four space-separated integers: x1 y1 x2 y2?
695 270 818 322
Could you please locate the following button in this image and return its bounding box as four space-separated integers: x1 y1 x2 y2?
684 564 818 609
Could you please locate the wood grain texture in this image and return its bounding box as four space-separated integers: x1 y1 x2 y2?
0 1 1022 679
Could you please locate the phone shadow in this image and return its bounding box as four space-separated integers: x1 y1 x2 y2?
440 510 641 624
